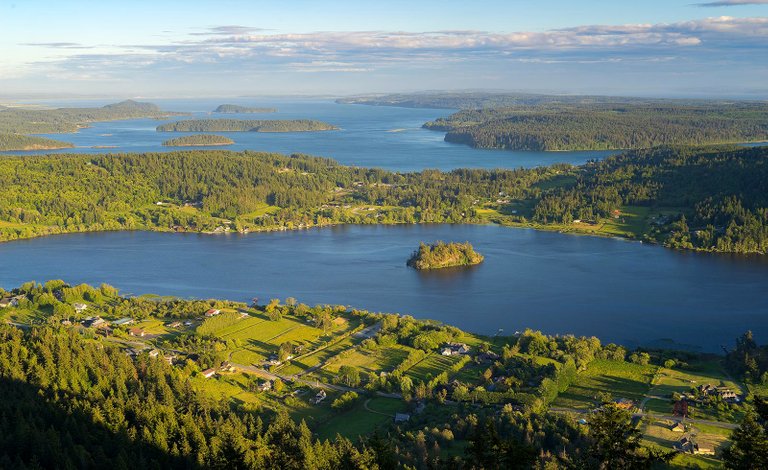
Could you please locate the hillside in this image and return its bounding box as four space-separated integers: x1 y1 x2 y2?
0 146 766 254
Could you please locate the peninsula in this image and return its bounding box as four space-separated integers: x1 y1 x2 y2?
407 241 484 269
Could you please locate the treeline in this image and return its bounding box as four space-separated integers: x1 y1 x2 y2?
156 119 338 132
531 145 768 254
213 104 277 113
0 100 183 134
162 134 234 146
0 150 560 242
407 241 484 270
0 133 73 151
424 102 768 151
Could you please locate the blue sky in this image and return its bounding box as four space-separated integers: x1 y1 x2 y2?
1 0 767 98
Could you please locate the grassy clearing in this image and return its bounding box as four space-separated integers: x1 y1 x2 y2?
640 418 728 468
554 360 657 410
315 397 406 440
324 345 411 375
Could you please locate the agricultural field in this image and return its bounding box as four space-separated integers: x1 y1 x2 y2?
203 310 362 367
404 353 465 382
554 359 657 410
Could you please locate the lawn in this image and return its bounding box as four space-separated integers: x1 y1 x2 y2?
554 359 657 410
315 397 406 440
640 418 729 469
323 345 412 376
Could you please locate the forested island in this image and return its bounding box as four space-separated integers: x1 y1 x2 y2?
0 100 185 134
341 92 768 151
157 119 338 133
424 103 768 151
0 280 766 468
213 104 277 113
161 134 234 147
0 133 74 151
407 241 484 269
0 145 766 254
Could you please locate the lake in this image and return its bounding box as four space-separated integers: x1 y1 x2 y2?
4 98 613 172
2 224 766 352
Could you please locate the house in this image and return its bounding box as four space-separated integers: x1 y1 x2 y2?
112 317 134 327
258 380 273 392
441 342 471 356
164 354 177 365
670 422 686 432
148 349 161 359
129 328 146 337
167 321 183 328
83 316 105 328
220 361 236 372
394 413 410 423
693 444 715 456
0 295 24 308
201 368 217 379
205 308 221 318
311 389 327 404
73 303 88 313
184 321 194 327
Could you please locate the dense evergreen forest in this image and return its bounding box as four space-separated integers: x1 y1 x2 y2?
213 104 277 113
530 146 768 254
0 133 74 151
0 100 183 134
156 119 338 132
0 150 559 242
0 146 766 254
162 134 234 147
407 241 484 270
423 103 768 151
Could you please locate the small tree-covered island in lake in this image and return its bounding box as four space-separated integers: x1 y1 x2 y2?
161 134 234 147
407 241 484 270
213 104 277 113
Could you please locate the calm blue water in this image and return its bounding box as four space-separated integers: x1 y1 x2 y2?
2 225 766 352
3 98 613 172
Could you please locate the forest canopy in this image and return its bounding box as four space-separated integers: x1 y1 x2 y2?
162 134 234 147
